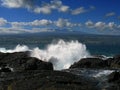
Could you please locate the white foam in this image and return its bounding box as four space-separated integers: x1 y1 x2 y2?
0 39 90 70
93 70 114 78
0 45 30 53
31 39 90 70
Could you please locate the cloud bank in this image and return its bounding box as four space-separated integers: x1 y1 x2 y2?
0 18 7 26
85 20 120 30
0 17 120 34
1 0 34 9
0 17 81 34
1 0 94 15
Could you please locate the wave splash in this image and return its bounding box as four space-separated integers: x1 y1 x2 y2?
0 45 30 53
31 40 90 70
0 39 90 70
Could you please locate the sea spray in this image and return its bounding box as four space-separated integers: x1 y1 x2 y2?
0 39 90 70
0 45 30 53
31 39 90 70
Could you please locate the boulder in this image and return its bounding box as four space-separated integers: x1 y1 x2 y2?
110 55 120 68
106 71 120 90
70 58 108 69
70 54 120 69
0 52 53 72
108 71 120 83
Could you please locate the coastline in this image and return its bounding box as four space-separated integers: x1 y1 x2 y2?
0 51 120 90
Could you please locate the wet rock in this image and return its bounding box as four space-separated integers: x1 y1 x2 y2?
0 70 97 90
110 55 120 68
70 58 108 69
0 52 98 90
70 54 120 69
0 67 12 72
107 71 120 90
108 71 120 83
0 51 120 90
0 52 53 72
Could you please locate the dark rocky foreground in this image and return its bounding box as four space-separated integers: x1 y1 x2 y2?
70 55 120 90
70 55 120 69
0 52 53 71
0 52 120 90
0 52 97 90
0 70 97 90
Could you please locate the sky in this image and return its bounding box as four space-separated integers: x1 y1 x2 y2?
0 0 120 35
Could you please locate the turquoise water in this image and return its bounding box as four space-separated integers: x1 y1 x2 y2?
0 34 120 56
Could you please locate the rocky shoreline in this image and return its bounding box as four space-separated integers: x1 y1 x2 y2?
0 52 120 90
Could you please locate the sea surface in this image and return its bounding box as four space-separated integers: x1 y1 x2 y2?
0 33 120 56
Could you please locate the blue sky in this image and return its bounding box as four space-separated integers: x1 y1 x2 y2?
0 0 120 35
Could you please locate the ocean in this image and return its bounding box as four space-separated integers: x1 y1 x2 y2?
0 34 120 55
0 33 120 69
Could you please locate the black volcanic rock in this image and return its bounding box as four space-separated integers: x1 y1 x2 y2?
0 51 120 90
110 55 120 68
0 67 12 72
0 52 98 90
106 71 120 90
70 58 108 69
108 71 120 83
0 70 97 90
70 54 120 69
0 52 53 72
104 55 120 68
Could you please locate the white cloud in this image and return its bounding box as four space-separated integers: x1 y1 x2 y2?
85 20 120 30
85 20 94 28
50 0 62 10
34 6 51 14
1 0 94 15
95 22 106 30
11 22 28 28
1 17 120 34
71 7 87 15
85 21 107 30
105 12 116 17
10 18 78 28
59 5 69 12
0 27 55 34
1 0 33 10
10 19 52 28
55 18 78 28
0 27 28 34
0 18 54 34
30 19 52 26
34 0 69 14
55 18 69 27
0 17 81 34
0 18 7 26
71 6 95 15
107 22 117 30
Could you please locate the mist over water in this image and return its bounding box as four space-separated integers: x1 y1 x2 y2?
0 39 90 70
31 40 90 70
0 45 30 53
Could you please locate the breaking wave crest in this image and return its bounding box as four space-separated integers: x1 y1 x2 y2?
0 45 30 53
0 39 90 70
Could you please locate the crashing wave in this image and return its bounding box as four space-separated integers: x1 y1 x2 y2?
0 39 90 70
